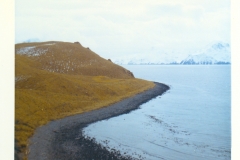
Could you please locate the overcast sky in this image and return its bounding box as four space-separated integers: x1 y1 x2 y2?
15 0 230 58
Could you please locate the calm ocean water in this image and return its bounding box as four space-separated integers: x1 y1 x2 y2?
83 65 231 160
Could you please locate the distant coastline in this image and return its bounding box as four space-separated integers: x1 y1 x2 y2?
115 63 231 65
28 82 169 160
112 42 231 65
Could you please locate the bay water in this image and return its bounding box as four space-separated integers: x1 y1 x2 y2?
83 65 231 160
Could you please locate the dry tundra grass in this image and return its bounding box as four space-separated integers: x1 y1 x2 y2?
15 41 155 159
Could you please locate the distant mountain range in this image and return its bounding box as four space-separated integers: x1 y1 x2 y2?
23 38 40 43
112 42 231 65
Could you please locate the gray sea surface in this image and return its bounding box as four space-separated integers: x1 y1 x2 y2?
83 65 231 160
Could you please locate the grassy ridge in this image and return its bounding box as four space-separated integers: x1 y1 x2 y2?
15 41 134 78
15 41 155 158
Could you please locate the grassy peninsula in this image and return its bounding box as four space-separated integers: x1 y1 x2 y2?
15 41 155 159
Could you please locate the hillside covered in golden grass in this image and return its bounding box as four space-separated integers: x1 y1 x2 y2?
15 41 155 159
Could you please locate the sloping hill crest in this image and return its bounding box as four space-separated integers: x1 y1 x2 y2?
15 41 134 78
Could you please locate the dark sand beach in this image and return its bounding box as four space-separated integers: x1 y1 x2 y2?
28 82 169 160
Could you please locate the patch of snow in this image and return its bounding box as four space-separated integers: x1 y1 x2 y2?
16 46 48 56
15 75 30 83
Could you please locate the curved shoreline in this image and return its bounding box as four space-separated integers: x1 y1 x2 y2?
28 82 169 160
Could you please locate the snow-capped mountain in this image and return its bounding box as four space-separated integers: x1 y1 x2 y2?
113 53 184 65
23 38 40 43
113 42 231 65
113 53 180 64
180 54 217 64
180 42 230 64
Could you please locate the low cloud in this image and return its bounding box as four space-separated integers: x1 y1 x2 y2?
15 0 230 58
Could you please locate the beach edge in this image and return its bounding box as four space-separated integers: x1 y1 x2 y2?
28 82 170 160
